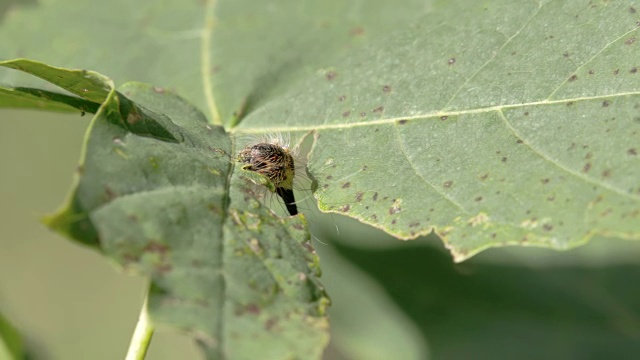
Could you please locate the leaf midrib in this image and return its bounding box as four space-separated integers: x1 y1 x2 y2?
201 0 221 126
231 91 640 134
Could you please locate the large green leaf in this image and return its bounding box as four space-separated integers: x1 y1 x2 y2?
0 59 329 359
4 1 637 261
234 0 640 260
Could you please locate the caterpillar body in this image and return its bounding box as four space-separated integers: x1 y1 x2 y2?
237 134 299 216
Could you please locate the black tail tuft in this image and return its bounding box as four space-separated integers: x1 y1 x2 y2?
276 187 298 216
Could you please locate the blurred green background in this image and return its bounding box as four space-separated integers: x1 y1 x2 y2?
2 109 640 359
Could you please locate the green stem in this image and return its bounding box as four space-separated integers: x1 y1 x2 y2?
125 293 154 360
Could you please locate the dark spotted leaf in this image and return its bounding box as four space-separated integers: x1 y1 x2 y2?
0 60 329 359
235 0 640 260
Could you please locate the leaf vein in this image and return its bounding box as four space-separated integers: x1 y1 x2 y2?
233 91 640 134
497 109 640 201
201 0 222 126
440 2 544 110
393 123 469 214
545 25 639 100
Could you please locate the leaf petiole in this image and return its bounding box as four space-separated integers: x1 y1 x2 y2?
125 293 154 360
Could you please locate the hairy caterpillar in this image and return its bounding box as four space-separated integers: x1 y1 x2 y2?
236 133 300 216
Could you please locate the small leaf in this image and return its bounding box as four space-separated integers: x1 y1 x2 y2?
0 87 98 113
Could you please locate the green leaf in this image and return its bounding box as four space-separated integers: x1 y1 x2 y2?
334 240 640 359
0 311 24 360
233 0 640 260
0 61 329 359
318 245 428 360
0 0 435 125
0 1 638 258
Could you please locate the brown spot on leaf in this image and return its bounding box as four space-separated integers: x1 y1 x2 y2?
480 173 489 180
391 219 397 225
398 119 408 125
588 69 594 75
628 148 637 155
541 178 550 184
338 95 346 101
602 100 610 107
342 111 351 117
382 85 391 93
127 110 143 125
342 182 351 189
152 86 165 93
246 304 261 315
373 106 384 113
360 112 366 117
524 111 529 116
350 27 365 36
625 37 636 45
355 192 364 202
144 241 169 255
373 192 378 201
265 318 278 330
340 205 350 212
443 181 453 188
448 57 456 65
568 74 578 82
614 69 620 75
583 162 592 173
543 224 553 231
104 186 117 200
631 67 638 74
208 204 221 215
475 196 483 202
501 157 508 163
630 6 637 13
440 116 448 121
602 169 612 178
326 71 337 80
516 139 523 144
155 264 172 273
